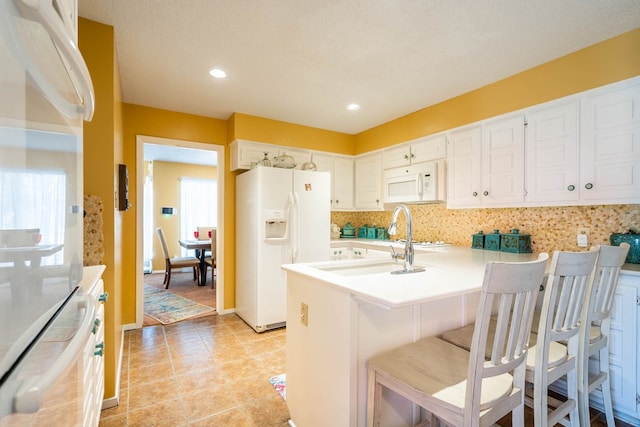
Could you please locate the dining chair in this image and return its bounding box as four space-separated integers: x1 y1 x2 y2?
155 227 200 289
204 229 217 288
366 253 548 427
578 243 629 427
524 248 599 427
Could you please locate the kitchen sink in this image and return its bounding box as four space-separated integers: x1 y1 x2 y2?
315 260 427 276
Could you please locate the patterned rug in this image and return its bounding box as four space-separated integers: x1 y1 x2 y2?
144 284 215 324
269 373 286 401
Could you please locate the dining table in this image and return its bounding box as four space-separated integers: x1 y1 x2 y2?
178 239 211 286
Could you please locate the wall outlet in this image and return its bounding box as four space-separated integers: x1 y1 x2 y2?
300 302 308 326
577 227 589 247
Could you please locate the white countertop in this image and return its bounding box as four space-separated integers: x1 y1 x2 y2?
283 246 542 309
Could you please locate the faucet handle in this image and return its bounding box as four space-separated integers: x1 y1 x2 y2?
389 245 402 261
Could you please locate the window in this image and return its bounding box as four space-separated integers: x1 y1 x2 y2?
179 177 217 255
0 168 66 265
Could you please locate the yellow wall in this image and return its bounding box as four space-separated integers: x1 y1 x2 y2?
231 113 355 154
150 161 218 271
355 28 640 153
121 104 229 311
78 18 123 403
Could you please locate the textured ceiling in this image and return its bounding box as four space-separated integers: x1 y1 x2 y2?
78 0 640 135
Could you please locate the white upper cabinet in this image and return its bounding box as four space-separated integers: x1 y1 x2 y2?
482 115 526 206
447 116 525 208
446 126 483 208
355 152 382 210
525 100 580 204
230 140 277 170
332 156 355 210
382 134 446 169
580 79 640 203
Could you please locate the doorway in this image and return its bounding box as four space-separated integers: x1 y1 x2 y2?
135 135 225 328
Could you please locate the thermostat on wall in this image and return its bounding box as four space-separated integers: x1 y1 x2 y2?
161 207 176 215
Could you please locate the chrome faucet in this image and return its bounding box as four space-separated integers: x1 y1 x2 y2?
388 204 424 274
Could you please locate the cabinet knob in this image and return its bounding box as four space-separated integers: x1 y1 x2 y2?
410 153 415 159
376 199 379 204
335 199 339 204
567 185 575 191
472 192 478 197
585 183 593 190
483 191 489 196
403 154 409 160
99 292 109 303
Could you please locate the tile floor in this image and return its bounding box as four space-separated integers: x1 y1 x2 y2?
99 314 289 426
99 313 629 427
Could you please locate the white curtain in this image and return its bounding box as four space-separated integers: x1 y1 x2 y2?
143 173 154 272
0 168 66 265
179 177 217 255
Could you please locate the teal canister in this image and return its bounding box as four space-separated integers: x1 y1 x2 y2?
500 228 532 253
358 225 367 238
484 229 501 251
366 225 377 239
376 227 387 240
472 230 485 249
342 222 355 238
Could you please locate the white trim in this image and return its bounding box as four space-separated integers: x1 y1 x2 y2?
136 135 225 327
101 329 125 410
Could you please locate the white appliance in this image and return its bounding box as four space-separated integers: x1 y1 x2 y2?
383 159 446 204
236 167 331 332
0 0 96 424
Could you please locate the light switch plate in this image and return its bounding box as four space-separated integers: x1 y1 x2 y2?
577 228 589 247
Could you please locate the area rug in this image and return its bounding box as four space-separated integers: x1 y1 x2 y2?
269 373 286 401
144 284 215 324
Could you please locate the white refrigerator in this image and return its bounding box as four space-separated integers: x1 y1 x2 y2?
236 166 331 332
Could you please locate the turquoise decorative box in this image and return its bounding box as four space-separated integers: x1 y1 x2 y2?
500 229 532 253
358 225 367 238
472 231 485 249
484 230 501 251
366 226 377 239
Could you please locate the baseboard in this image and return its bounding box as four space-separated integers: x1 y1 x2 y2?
218 307 235 315
101 329 125 410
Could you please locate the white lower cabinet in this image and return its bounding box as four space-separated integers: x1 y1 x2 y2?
82 266 106 427
598 271 639 424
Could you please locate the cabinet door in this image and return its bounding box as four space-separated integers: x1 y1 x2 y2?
332 157 354 210
411 134 446 164
355 153 382 210
446 126 482 208
482 115 525 206
382 145 411 169
525 101 580 203
608 275 639 420
230 140 275 170
581 80 640 203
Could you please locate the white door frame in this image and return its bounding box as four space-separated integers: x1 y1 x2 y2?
133 135 225 329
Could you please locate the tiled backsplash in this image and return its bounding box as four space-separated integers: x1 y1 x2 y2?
331 204 640 254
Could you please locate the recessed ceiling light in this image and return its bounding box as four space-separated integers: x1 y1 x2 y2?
347 103 360 111
209 68 228 79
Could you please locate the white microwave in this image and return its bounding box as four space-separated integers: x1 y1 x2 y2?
383 160 446 204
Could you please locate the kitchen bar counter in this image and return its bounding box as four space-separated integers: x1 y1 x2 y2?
282 246 543 427
284 245 540 309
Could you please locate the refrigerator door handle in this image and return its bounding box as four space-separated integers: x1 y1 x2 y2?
291 191 301 263
13 294 96 414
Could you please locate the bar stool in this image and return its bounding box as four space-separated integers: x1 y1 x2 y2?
366 254 548 427
524 249 599 427
578 243 630 426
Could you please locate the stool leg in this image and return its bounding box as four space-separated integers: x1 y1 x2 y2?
599 346 615 427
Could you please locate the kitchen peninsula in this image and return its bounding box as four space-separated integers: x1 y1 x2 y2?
282 245 542 427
